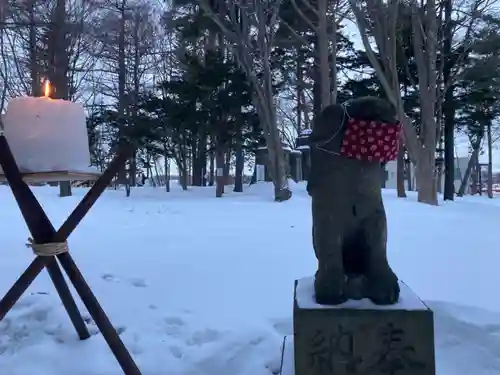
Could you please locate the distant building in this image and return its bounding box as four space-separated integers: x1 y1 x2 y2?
384 156 470 193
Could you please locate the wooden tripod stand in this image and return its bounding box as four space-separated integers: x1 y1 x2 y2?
0 134 142 375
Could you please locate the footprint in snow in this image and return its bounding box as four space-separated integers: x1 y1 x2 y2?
0 303 71 351
164 316 185 337
82 314 126 336
483 324 500 334
101 274 148 288
101 273 116 282
129 278 147 288
186 328 222 346
169 345 183 359
271 318 293 336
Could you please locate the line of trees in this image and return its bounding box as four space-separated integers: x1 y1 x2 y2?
0 0 499 204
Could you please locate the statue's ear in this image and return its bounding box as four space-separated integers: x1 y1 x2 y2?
344 97 397 123
310 104 345 141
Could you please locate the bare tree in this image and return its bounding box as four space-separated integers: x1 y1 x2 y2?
51 0 74 196
284 0 349 107
90 0 158 196
200 0 292 201
0 1 10 117
66 0 104 102
2 0 47 97
349 0 440 205
0 0 73 195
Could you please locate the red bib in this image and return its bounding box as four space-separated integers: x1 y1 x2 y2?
340 118 402 162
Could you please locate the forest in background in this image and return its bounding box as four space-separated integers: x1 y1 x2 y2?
0 0 499 204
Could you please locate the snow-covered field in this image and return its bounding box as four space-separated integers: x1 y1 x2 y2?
0 181 500 375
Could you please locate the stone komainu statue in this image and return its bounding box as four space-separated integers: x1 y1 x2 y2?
307 97 402 305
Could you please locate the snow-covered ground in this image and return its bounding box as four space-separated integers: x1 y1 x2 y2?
0 182 500 375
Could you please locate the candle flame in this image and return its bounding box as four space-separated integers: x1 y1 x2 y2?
43 80 51 98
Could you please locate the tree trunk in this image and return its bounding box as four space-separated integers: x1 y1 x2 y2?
164 146 170 192
223 149 231 187
176 154 188 191
312 48 322 121
457 146 480 197
296 47 303 132
129 17 142 189
117 0 128 196
125 178 131 197
234 139 244 192
330 18 338 104
191 141 200 186
192 135 207 186
179 166 188 191
407 158 413 191
28 3 39 97
209 145 215 186
317 0 330 108
416 151 438 205
187 148 192 186
267 135 291 201
472 150 480 195
201 135 207 186
442 0 455 201
215 139 224 198
349 0 439 205
381 163 387 188
471 162 478 195
203 1 290 200
436 153 443 194
51 0 72 197
487 122 493 198
252 72 291 201
129 151 137 187
292 0 333 107
396 142 407 198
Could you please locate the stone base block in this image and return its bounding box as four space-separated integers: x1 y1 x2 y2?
293 277 436 375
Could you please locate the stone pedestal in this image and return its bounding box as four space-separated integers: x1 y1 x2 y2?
292 277 435 375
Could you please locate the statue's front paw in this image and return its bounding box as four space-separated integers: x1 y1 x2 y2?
314 273 348 305
366 271 400 305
